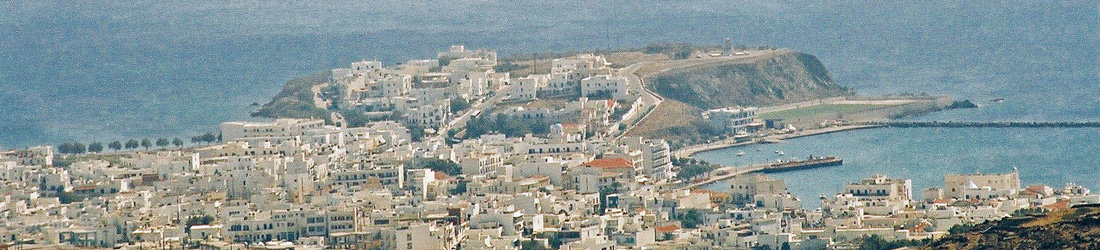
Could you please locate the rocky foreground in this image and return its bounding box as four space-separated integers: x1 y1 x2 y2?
925 205 1100 250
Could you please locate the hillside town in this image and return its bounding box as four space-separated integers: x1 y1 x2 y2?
2 45 1097 250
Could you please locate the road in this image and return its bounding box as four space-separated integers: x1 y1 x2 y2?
672 162 771 192
612 62 664 141
433 85 514 142
612 51 782 141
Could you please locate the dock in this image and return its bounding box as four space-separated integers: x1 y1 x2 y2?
859 121 1100 128
759 156 842 173
673 156 843 192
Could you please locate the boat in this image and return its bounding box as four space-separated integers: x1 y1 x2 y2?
736 151 746 156
776 151 785 156
991 98 1005 103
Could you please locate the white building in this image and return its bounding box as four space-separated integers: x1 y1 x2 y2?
220 119 327 142
351 60 383 75
381 74 413 97
580 75 629 100
508 75 546 101
703 107 759 133
944 168 1021 200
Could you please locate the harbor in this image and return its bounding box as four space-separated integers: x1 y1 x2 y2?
673 155 844 192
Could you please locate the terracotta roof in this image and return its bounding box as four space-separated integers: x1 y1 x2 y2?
655 224 681 233
434 172 450 180
691 189 720 194
1045 200 1070 210
932 198 952 204
583 158 633 169
1025 185 1050 194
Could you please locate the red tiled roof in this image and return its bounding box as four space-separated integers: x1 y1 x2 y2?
655 224 681 233
583 158 633 169
1025 185 1049 194
691 189 720 194
1045 200 1070 210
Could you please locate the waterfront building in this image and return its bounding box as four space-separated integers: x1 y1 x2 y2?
943 168 1020 200
702 107 760 133
220 119 327 142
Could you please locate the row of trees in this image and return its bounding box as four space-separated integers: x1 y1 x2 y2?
55 132 222 154
465 114 552 138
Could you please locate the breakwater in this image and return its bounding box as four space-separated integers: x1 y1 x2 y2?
859 121 1100 128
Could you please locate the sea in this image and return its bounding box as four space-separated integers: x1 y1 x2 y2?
1 1 1097 205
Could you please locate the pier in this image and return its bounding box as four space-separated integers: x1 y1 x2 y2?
673 157 843 192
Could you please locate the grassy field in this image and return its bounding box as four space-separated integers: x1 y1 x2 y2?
757 104 895 120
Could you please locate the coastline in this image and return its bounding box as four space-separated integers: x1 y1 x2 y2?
674 124 885 158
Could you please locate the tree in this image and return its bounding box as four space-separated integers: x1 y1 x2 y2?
419 158 462 176
858 235 928 250
191 136 201 144
677 209 704 229
407 124 426 142
201 132 217 144
450 180 469 195
948 224 974 234
156 138 169 147
450 97 471 113
185 215 216 233
519 240 550 250
172 138 184 147
71 142 86 154
141 138 152 150
57 142 73 154
88 142 103 153
125 139 139 149
108 141 122 151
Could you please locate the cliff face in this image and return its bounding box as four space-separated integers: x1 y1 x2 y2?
650 51 851 109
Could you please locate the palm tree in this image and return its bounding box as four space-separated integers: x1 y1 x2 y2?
172 138 184 147
141 138 152 150
155 138 169 147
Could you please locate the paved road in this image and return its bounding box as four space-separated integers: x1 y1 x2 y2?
613 51 781 141
434 85 514 141
613 62 664 141
672 162 770 192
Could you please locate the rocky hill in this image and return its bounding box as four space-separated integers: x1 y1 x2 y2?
251 71 332 122
649 50 851 109
924 206 1100 249
627 50 852 144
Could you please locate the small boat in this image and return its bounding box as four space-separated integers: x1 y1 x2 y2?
736 151 746 156
756 148 762 151
991 98 1005 103
776 150 785 156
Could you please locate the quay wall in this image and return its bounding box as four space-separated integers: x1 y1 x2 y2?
861 121 1100 128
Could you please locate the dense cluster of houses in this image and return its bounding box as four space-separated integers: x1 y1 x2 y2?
2 45 1096 249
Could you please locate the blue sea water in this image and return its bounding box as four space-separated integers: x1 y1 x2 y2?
695 127 1100 208
1 1 1097 195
